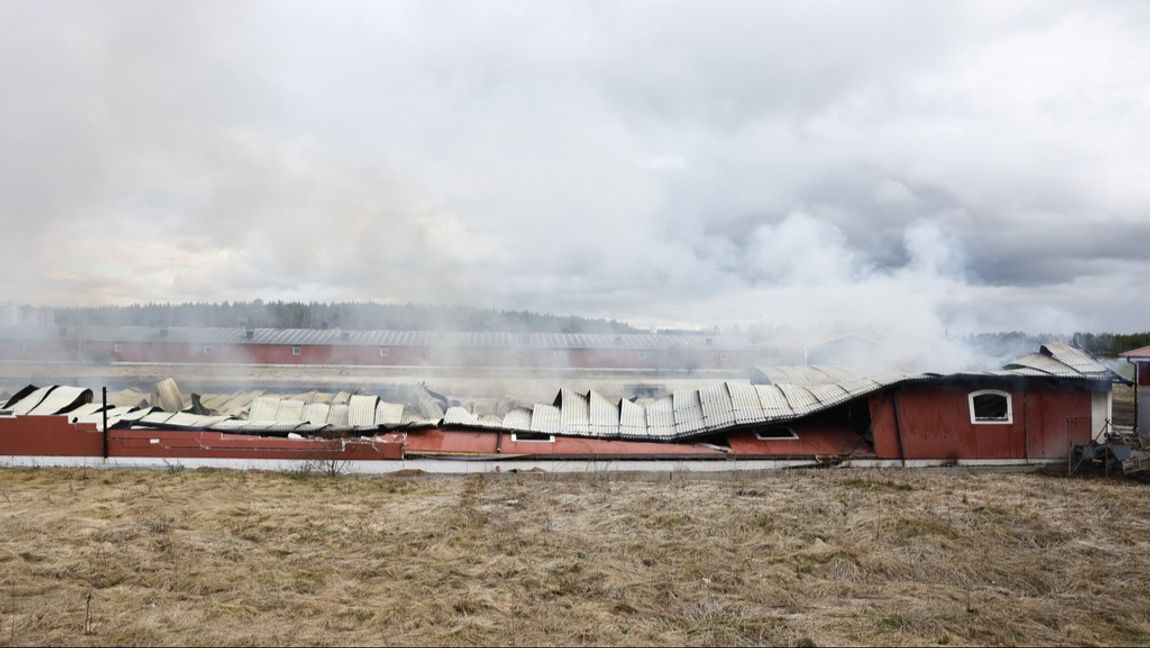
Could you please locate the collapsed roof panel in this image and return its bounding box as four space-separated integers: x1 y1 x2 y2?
588 391 619 437
727 382 765 424
502 406 533 431
8 386 55 415
645 396 675 439
618 399 647 437
698 383 735 430
275 399 307 422
558 389 590 435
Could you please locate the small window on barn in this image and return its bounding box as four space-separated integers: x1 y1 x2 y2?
553 349 564 359
968 389 1012 424
754 426 799 441
638 351 647 360
202 345 212 354
113 343 123 354
720 352 728 361
379 346 389 357
292 345 301 356
511 431 556 443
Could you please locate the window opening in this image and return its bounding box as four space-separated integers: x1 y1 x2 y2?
968 389 1012 424
754 426 799 441
511 431 556 443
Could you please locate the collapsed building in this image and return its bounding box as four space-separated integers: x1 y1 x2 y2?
0 342 1119 472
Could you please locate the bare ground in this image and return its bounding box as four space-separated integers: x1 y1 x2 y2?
0 467 1148 646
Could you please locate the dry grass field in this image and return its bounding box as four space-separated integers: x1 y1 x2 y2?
1 467 1148 647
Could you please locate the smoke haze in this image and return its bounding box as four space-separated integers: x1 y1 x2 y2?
2 0 1149 366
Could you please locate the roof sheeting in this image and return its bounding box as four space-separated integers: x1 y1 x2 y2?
1119 345 1150 359
26 386 92 416
437 343 1112 442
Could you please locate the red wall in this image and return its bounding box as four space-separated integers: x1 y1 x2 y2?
0 416 104 456
405 427 730 458
726 424 874 458
1137 361 1150 385
868 383 1094 461
94 341 756 369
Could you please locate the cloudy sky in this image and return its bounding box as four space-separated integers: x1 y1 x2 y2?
2 0 1148 338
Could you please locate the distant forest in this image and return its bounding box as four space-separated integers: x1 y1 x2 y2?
52 301 643 335
1069 332 1150 357
966 331 1150 358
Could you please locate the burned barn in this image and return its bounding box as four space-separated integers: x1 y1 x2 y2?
0 341 1115 470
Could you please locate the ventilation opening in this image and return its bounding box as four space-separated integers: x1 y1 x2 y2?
292 345 302 356
511 432 556 443
754 426 799 441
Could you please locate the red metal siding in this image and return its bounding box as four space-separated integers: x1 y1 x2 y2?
868 384 1094 461
1021 388 1093 459
108 430 404 460
0 416 104 456
404 428 727 458
0 340 80 362
726 424 874 457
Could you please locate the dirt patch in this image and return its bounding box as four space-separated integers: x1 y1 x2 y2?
0 468 1148 646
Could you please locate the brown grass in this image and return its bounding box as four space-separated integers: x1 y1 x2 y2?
1 467 1148 646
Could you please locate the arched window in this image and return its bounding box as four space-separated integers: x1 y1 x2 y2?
968 389 1012 424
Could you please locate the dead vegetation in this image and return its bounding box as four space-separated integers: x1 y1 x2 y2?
0 467 1148 646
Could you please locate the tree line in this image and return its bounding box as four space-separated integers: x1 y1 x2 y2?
52 301 643 335
965 331 1150 358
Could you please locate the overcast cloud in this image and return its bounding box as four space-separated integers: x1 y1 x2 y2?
1 0 1149 341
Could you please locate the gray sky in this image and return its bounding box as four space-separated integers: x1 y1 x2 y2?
2 0 1148 338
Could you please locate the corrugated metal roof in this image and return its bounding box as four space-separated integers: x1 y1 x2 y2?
1004 353 1079 377
348 394 380 427
275 399 306 422
619 399 647 437
727 382 764 424
753 365 862 385
502 406 533 431
557 389 590 435
1119 345 1150 359
7 386 56 415
589 391 619 437
698 383 735 430
755 385 793 418
443 407 479 426
327 404 350 427
644 396 674 439
248 397 281 421
1042 342 1109 377
672 389 706 436
376 401 405 425
27 386 91 416
530 404 562 434
304 403 331 426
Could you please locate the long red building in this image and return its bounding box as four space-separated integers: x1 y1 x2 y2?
0 325 758 371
